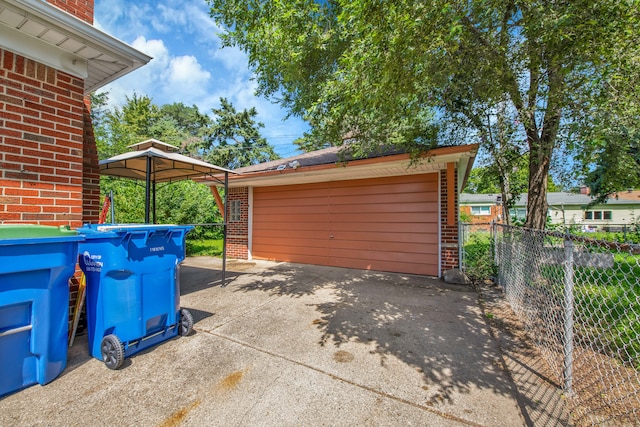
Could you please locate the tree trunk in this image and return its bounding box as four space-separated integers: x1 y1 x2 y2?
525 130 554 230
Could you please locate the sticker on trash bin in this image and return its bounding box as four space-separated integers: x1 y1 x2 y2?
82 251 103 272
150 246 165 253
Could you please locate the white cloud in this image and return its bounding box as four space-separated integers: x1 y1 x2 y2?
164 56 212 101
93 0 308 154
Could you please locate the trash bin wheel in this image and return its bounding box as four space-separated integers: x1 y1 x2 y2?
101 334 124 370
178 308 194 336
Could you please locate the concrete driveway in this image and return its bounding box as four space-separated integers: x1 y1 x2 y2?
0 257 566 426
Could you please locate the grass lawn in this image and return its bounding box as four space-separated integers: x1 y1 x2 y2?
186 238 223 257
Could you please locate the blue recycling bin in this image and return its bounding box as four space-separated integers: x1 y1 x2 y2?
77 224 193 370
0 225 82 397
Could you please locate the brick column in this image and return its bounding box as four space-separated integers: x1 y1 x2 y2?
440 168 459 273
226 187 249 259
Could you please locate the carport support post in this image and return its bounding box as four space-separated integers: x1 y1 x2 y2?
145 155 152 223
153 180 157 224
222 172 228 286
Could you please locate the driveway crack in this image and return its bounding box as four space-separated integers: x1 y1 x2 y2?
196 328 486 427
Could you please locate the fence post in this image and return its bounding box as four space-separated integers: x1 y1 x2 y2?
492 222 498 276
563 238 575 396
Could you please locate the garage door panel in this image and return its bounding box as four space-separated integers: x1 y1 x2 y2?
256 197 329 209
330 239 438 254
254 184 328 201
256 251 331 266
254 222 329 233
329 222 437 234
329 174 438 192
330 257 438 276
331 249 440 264
252 172 440 275
329 202 438 214
254 204 330 216
330 212 437 224
255 239 327 255
330 230 439 244
256 213 330 224
330 192 437 206
254 229 329 240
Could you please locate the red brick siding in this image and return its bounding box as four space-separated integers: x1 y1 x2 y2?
440 168 459 272
226 187 249 259
47 0 94 24
82 98 100 223
1 50 85 227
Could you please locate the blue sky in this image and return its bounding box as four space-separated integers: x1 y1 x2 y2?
94 0 308 158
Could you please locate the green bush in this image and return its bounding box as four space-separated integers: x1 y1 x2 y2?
463 233 497 282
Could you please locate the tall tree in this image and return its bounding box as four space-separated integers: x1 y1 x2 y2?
208 0 638 229
193 97 279 169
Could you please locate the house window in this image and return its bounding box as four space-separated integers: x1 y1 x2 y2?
509 208 527 220
584 210 612 221
471 206 491 216
229 200 241 222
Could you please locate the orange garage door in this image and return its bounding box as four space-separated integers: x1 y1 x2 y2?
252 173 440 276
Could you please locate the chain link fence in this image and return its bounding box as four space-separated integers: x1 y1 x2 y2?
461 222 640 426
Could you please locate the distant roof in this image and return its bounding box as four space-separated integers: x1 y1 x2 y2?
460 192 640 206
613 190 640 201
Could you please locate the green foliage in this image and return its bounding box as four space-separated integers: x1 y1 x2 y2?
188 97 279 169
208 0 639 229
548 254 640 368
92 94 278 227
462 232 496 282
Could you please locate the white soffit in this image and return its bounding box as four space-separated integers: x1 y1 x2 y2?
0 0 151 94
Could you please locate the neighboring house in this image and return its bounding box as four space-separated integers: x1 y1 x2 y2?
205 144 478 277
460 190 640 230
1 0 150 226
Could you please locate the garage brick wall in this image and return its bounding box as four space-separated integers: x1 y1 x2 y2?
440 168 459 272
226 187 249 259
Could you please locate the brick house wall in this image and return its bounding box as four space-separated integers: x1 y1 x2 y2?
47 0 94 24
0 50 86 225
1 0 99 226
1 0 99 328
440 168 459 272
226 187 249 259
459 204 502 224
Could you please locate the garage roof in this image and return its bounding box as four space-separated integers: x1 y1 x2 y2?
206 144 478 193
0 0 151 94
